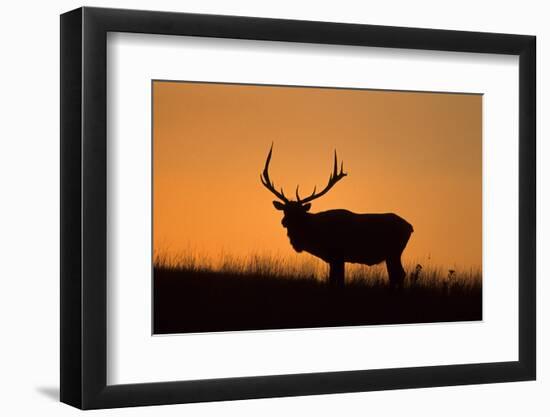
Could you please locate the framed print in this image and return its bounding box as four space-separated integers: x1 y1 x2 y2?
60 6 536 409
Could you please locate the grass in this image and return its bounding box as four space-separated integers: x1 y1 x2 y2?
153 252 482 334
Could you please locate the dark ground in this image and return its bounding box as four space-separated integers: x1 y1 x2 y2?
153 267 482 334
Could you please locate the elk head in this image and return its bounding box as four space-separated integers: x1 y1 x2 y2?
260 144 347 229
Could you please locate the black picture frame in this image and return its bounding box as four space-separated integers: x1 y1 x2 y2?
60 6 536 410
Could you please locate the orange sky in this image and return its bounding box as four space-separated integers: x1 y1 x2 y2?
153 81 481 270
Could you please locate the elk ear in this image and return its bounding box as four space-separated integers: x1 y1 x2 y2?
273 201 286 210
303 203 311 212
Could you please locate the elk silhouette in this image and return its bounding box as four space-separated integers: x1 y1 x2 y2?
260 145 413 288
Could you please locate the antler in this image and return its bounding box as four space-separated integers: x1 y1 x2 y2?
260 144 290 203
297 150 347 204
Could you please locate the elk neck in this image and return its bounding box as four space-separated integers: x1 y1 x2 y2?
282 211 314 253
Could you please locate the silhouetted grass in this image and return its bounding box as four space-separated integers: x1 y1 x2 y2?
153 253 481 334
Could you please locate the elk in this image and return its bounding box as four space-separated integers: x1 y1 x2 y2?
260 144 413 288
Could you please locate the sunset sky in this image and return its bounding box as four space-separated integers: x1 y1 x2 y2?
153 81 481 270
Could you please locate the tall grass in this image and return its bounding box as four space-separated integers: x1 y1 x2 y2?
153 250 481 291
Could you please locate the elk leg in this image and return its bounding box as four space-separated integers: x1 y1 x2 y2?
386 255 405 289
329 261 345 288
